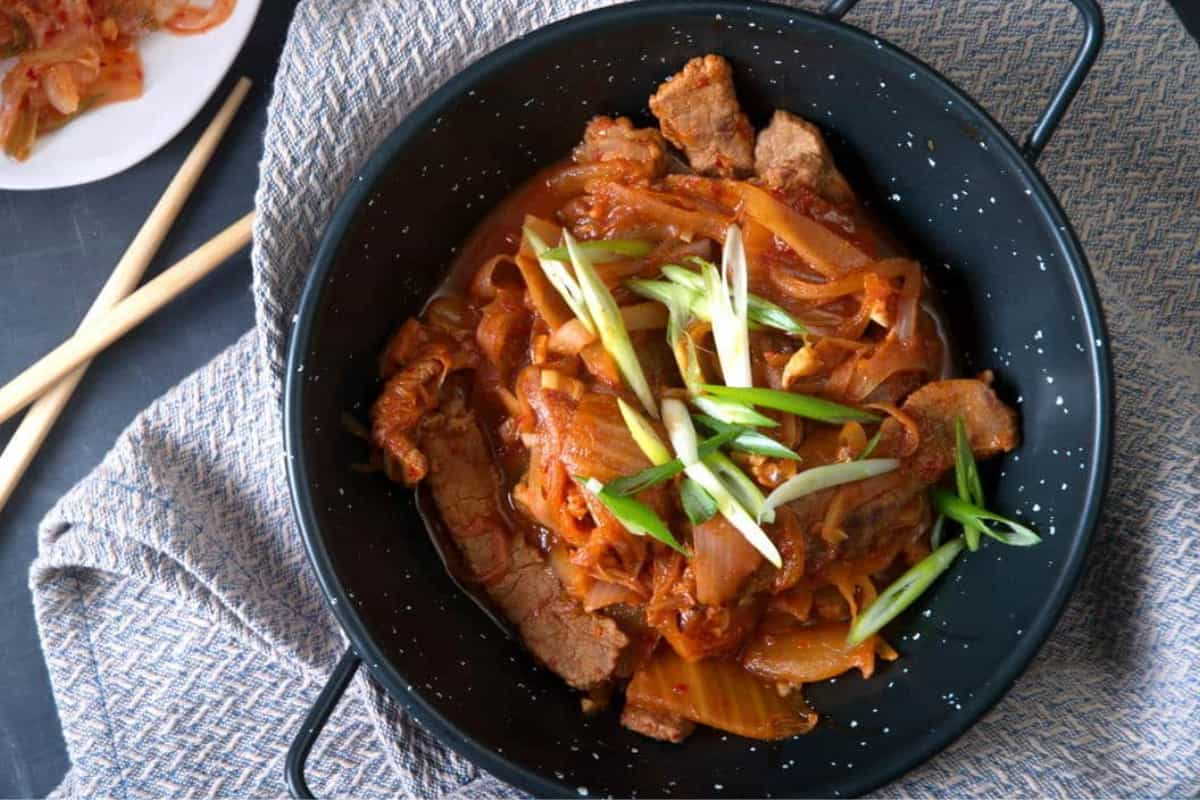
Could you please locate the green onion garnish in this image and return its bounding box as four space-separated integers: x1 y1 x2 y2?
605 427 740 497
577 476 687 555
618 397 672 466
704 449 774 524
930 488 1042 547
954 417 985 505
846 537 965 646
692 414 801 461
680 477 718 524
857 429 883 461
537 238 652 262
699 226 752 388
626 279 703 390
660 264 704 292
661 264 805 335
759 459 900 522
700 384 880 424
662 399 782 567
953 416 987 550
691 395 778 428
564 231 659 418
525 227 595 334
929 513 946 548
626 278 693 309
746 296 806 335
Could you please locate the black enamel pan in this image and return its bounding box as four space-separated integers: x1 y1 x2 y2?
283 1 1110 796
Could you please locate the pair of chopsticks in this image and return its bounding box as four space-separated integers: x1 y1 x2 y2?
0 78 256 513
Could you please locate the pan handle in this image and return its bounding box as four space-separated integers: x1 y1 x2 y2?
821 0 1103 163
285 649 362 799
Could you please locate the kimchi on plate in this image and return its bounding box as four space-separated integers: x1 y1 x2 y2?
368 55 1036 743
0 0 235 161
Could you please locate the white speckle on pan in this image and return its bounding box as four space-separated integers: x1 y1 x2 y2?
1046 375 1055 384
1032 503 1041 512
577 788 589 796
928 157 937 167
889 193 901 202
828 73 836 80
1055 396 1064 406
714 785 724 791
1061 483 1069 491
850 720 859 728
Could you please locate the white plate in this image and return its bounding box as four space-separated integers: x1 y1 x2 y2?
0 0 260 191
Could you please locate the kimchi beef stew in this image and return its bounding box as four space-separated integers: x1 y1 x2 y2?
365 55 1041 744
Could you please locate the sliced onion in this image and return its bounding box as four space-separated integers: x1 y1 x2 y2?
759 459 900 522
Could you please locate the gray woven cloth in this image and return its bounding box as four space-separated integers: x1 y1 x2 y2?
29 0 1200 796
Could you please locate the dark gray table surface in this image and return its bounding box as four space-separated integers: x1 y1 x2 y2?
1 1 1196 797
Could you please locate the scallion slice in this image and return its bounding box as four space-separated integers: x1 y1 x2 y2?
709 226 752 387
759 459 900 522
857 429 883 461
692 414 801 461
564 231 658 418
661 264 805 335
660 264 704 292
618 397 671 466
525 227 595 334
605 427 740 497
537 238 652 262
953 416 987 550
680 477 718 525
930 488 1042 547
626 278 696 309
662 399 782 567
929 513 947 549
846 537 965 646
626 279 703 390
700 384 880 424
704 449 774 524
578 476 687 555
691 395 778 428
747 296 806 335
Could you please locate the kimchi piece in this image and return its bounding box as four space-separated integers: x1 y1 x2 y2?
369 54 1021 742
0 0 235 161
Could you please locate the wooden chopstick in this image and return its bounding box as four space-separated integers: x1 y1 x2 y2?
0 211 255 428
0 78 252 511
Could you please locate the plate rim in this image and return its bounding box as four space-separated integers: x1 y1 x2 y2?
0 0 262 191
